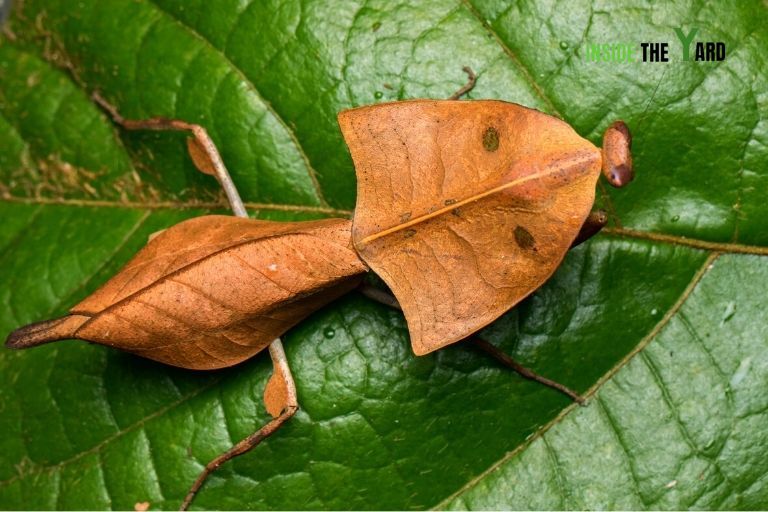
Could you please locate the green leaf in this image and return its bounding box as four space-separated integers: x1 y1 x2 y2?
445 254 768 510
0 0 767 510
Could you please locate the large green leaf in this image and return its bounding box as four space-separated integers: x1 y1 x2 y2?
0 0 766 510
445 253 768 510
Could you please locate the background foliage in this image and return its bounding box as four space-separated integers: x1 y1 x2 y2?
0 0 767 509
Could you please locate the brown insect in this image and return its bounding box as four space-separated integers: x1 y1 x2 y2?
5 70 633 510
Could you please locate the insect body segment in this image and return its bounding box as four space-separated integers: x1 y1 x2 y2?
339 100 603 355
8 216 367 369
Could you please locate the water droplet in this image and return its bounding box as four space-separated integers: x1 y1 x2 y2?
323 327 336 338
651 308 658 316
722 301 736 323
559 41 569 50
374 91 384 99
671 215 680 222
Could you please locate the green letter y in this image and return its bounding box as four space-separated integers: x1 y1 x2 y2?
674 27 699 61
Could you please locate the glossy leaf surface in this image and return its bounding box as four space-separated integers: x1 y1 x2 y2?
1 0 767 510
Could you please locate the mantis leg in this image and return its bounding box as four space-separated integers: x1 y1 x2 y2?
92 93 247 217
448 66 477 100
571 209 609 248
180 340 299 510
357 284 586 404
470 338 584 404
93 94 301 510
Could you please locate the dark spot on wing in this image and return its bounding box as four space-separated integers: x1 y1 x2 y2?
483 127 499 152
514 226 535 249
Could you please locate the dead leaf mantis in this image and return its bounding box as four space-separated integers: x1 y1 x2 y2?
5 68 633 509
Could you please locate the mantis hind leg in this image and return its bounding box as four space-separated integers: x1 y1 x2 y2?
357 284 586 404
180 340 299 510
94 95 301 510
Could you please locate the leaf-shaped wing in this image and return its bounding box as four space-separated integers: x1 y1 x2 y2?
74 215 322 313
9 216 368 369
339 100 600 355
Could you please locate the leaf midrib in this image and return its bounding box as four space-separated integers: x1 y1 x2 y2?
6 196 768 257
456 0 631 233
0 195 350 216
16 193 768 254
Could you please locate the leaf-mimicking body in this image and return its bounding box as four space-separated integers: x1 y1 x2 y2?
5 89 633 509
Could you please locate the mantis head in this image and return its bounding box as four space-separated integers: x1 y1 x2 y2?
601 120 634 187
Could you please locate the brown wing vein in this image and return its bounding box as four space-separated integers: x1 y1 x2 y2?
357 153 594 247
228 252 297 295
167 277 241 311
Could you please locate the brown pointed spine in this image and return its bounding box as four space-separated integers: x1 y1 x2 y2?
5 315 89 349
